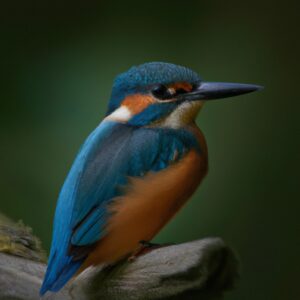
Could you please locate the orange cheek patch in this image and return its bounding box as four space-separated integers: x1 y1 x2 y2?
122 94 155 115
170 82 193 92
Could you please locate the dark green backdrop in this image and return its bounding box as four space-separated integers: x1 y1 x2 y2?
1 1 299 299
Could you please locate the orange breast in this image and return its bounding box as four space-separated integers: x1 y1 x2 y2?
82 125 208 269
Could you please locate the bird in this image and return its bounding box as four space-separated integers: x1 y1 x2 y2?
40 62 262 295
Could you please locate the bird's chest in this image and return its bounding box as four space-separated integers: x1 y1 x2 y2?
108 126 208 238
102 151 207 261
86 126 208 264
110 149 206 229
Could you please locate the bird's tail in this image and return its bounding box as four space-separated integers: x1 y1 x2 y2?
40 250 83 296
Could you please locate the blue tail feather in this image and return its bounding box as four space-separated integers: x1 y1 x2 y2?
40 253 83 295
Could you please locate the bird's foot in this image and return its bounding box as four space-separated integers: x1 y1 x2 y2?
128 240 173 262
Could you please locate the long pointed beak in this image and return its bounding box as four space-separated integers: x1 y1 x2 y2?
178 82 263 101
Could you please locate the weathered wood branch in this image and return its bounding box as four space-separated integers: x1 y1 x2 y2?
0 214 239 300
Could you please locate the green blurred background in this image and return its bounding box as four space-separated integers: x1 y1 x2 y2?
1 1 299 299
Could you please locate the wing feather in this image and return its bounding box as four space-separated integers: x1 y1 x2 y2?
41 120 199 294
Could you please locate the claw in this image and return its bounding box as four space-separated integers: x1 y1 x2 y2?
128 240 174 262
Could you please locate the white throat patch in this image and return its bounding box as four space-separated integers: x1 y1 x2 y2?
160 101 203 129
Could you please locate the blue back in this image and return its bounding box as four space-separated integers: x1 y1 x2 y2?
40 120 201 294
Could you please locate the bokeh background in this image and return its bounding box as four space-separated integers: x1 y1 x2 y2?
1 1 299 299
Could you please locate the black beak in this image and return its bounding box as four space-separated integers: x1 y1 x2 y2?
178 82 263 101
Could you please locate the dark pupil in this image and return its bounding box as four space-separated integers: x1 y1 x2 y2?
176 88 186 95
152 85 171 100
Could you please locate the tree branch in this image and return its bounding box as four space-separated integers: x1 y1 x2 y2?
0 214 239 300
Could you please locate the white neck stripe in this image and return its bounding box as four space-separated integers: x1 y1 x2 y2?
104 106 132 122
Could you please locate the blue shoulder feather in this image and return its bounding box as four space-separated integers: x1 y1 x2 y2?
40 121 200 294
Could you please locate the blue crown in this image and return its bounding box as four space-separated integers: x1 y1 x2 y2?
107 62 201 114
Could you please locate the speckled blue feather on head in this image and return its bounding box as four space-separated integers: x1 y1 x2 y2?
107 62 201 114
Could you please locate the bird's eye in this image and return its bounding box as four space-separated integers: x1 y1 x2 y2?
192 83 200 91
151 85 173 100
176 88 186 95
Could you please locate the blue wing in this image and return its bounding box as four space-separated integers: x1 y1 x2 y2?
40 121 199 294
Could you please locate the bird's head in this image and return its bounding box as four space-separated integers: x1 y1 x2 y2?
106 62 262 128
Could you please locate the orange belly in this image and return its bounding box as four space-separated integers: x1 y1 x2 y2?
82 126 208 269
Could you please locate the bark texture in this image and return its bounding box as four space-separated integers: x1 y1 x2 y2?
0 214 239 300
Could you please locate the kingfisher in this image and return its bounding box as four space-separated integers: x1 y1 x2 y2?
40 62 262 295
